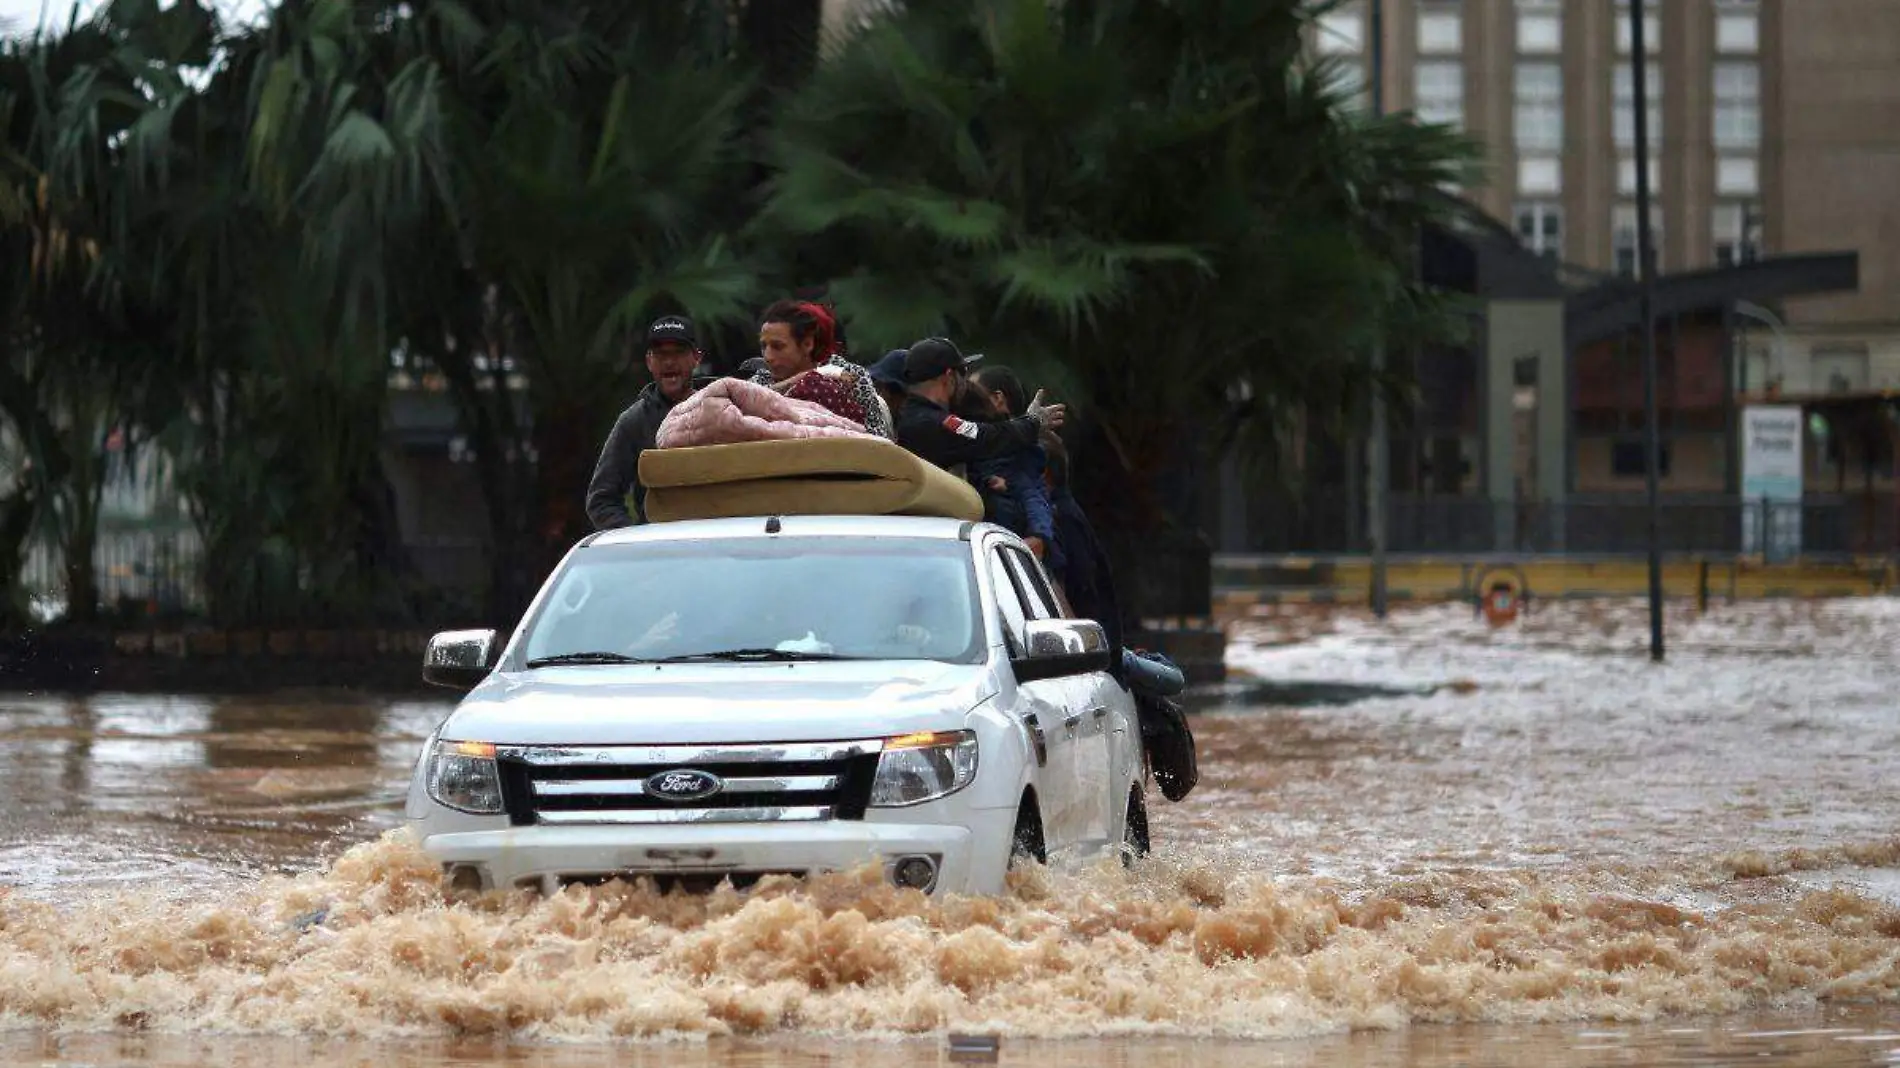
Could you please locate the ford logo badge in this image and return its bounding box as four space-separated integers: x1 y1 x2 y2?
644 768 724 802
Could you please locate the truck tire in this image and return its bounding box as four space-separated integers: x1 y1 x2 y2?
1008 795 1046 870
1122 784 1151 866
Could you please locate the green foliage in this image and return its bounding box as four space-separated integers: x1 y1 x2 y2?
0 0 1479 628
768 0 1477 526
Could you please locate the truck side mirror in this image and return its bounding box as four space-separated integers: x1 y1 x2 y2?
423 629 499 689
1011 618 1111 683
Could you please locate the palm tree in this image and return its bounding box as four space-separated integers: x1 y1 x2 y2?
104 0 437 625
0 0 214 624
766 0 1476 554
216 0 771 621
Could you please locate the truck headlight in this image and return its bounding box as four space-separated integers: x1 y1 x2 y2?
870 730 978 807
427 739 504 814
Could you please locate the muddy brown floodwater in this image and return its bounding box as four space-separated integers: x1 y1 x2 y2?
3 600 1900 1065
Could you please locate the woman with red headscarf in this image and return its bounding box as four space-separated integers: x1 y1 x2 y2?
751 300 894 439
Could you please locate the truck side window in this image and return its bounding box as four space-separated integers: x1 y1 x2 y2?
988 550 1030 657
1002 548 1059 620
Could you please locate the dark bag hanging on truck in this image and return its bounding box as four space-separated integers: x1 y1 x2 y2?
1122 648 1186 697
1135 691 1198 802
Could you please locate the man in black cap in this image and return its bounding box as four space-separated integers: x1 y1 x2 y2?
586 314 700 529
895 337 1064 473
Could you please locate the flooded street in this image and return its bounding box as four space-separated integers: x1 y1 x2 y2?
3 600 1899 1063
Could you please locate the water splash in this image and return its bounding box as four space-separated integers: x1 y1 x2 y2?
4 831 1899 1042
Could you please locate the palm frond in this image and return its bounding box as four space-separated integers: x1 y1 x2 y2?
595 236 762 359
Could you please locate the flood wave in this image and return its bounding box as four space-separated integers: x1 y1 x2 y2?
5 831 1899 1042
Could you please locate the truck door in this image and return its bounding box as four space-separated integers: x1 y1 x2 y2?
997 544 1109 853
986 544 1084 857
1014 547 1132 851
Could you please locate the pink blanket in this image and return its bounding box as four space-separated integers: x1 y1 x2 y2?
655 377 880 449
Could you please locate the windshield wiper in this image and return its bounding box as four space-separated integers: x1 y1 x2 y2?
657 648 862 663
524 651 649 668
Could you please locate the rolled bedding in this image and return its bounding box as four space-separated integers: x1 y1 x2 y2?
654 376 874 449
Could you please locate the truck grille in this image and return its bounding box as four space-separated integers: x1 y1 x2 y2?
494 741 883 826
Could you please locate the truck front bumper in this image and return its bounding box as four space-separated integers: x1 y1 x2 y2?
418 806 1017 897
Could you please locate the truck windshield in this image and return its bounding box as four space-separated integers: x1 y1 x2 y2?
519 537 985 666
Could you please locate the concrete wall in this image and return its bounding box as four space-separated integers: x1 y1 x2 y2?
1485 299 1567 547
1773 0 1900 335
1574 432 1728 493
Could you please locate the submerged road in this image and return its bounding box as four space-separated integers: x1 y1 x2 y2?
2 599 1898 1063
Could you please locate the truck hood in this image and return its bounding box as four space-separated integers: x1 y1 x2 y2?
441 659 996 745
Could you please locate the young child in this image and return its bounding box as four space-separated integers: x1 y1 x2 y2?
954 368 1060 568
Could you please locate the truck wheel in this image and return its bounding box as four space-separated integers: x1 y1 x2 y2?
1121 785 1151 866
1008 797 1046 870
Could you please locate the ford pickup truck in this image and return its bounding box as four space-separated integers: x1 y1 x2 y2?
404 514 1148 896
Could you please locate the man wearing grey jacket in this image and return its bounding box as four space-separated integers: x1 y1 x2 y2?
585 315 700 529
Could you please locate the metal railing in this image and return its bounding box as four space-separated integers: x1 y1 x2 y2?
18 526 492 624
21 524 206 620
1232 492 1898 560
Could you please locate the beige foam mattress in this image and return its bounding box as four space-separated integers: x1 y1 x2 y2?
639 438 984 522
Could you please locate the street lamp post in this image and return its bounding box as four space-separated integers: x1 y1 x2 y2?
1368 0 1390 619
1631 0 1665 661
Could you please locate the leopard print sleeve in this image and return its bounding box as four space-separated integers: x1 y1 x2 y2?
832 357 893 438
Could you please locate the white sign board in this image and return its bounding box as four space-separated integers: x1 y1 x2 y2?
1740 405 1802 559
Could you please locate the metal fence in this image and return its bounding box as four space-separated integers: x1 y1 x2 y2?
21 524 206 620
1415 496 1888 559
1238 492 1898 560
18 526 491 624
20 496 1893 623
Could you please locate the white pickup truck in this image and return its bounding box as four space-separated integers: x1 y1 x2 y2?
405 514 1149 896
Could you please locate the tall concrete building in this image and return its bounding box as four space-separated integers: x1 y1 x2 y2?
1315 0 1900 393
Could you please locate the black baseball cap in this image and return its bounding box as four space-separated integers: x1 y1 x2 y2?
645 315 696 349
902 337 982 384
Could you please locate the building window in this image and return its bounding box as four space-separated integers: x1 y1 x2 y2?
1518 156 1562 195
1614 63 1663 147
1613 203 1664 278
1712 202 1762 266
1515 201 1563 259
1513 62 1563 151
1716 12 1758 53
1415 61 1464 128
1615 2 1660 55
1317 5 1364 54
1717 155 1759 195
1812 344 1870 394
1612 440 1672 479
1617 157 1662 196
1517 11 1561 53
1418 11 1462 53
1512 61 1558 151
1714 62 1761 149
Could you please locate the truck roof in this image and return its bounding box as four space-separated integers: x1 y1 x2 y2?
585 514 982 548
